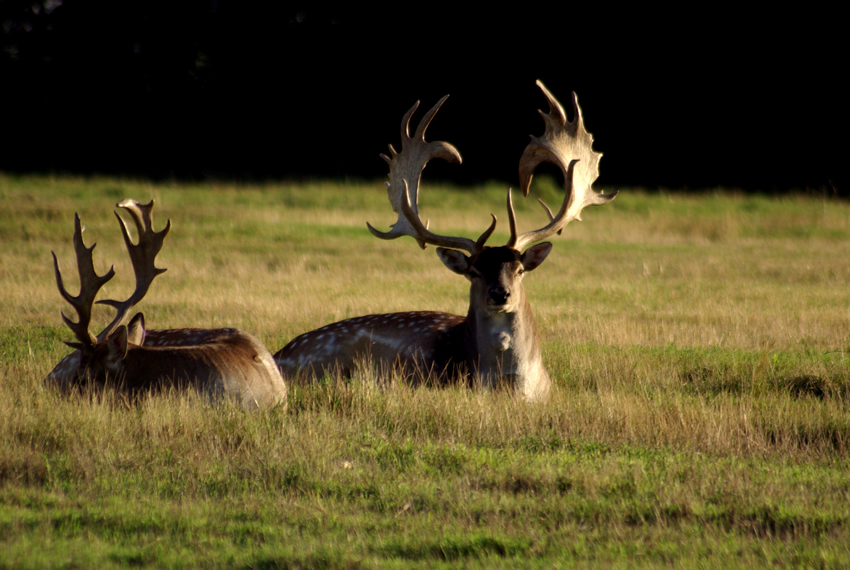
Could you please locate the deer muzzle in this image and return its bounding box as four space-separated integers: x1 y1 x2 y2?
488 286 511 307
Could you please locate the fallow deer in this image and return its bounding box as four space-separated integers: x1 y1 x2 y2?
45 199 287 409
274 80 617 400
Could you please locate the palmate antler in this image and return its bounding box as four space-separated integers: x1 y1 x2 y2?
508 80 618 251
367 81 616 256
52 214 116 350
53 199 171 352
95 199 170 342
366 96 496 255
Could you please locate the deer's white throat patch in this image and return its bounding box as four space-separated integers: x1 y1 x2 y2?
485 312 513 353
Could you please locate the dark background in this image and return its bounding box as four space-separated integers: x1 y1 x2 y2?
1 2 845 193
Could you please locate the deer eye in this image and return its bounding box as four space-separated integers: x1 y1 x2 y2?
517 268 525 276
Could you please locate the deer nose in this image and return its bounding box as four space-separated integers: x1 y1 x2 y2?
489 287 510 305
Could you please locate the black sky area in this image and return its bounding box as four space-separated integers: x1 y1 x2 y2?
1 2 845 193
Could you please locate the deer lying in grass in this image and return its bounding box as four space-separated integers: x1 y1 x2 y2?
45 199 287 409
274 80 617 400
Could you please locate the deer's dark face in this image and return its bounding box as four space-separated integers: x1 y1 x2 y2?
437 243 553 314
73 313 147 385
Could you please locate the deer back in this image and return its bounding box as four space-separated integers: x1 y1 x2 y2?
112 327 286 409
274 311 467 383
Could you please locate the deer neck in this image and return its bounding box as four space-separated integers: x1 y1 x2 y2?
465 290 548 399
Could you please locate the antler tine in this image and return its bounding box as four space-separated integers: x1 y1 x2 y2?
511 160 580 250
367 95 492 255
506 189 519 248
513 80 618 252
53 213 116 351
96 199 171 342
536 198 562 235
475 214 498 251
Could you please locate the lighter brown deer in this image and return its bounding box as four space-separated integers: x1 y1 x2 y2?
46 199 287 409
274 81 617 400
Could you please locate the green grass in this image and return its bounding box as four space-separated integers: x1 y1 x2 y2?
1 173 850 567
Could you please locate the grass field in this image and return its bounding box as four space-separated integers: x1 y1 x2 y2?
1 173 849 567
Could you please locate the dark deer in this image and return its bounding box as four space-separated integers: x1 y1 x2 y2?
45 199 287 409
274 81 617 400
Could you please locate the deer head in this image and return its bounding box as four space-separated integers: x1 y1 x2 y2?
52 199 170 384
368 80 616 313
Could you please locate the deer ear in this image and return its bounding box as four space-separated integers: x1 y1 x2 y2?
105 325 130 368
127 312 147 346
436 248 471 276
521 242 553 272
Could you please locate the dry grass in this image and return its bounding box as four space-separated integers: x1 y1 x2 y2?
1 174 849 567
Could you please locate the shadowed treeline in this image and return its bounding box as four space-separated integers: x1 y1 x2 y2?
1 2 844 192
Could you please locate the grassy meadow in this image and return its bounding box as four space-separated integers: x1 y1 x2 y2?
1 173 849 567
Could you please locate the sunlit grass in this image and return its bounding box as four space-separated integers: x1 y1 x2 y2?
1 173 849 567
